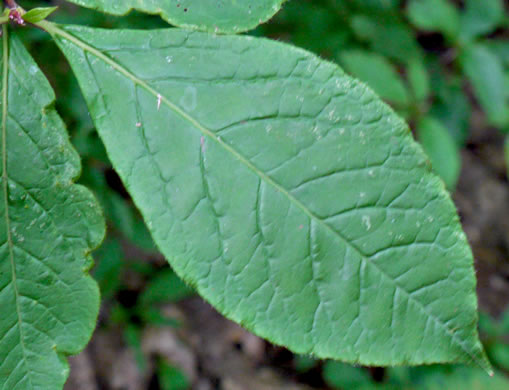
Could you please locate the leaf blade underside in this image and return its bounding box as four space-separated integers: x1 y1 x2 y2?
48 23 490 371
0 29 105 389
61 0 286 33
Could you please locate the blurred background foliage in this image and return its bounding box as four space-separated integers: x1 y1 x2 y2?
14 0 509 388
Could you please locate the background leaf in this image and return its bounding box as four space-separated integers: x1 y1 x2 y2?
339 50 410 107
407 58 430 103
428 76 471 147
323 361 375 389
350 14 422 64
158 360 190 390
0 31 104 389
411 366 509 389
139 268 194 305
460 43 509 128
61 0 286 33
416 117 461 191
49 24 489 370
460 0 505 41
406 0 460 41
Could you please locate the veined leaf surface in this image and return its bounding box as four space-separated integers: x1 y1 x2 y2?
0 29 104 389
62 0 285 33
47 23 490 370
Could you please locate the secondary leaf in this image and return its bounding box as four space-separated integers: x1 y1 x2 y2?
486 40 509 67
139 269 194 305
346 0 401 12
0 30 104 389
406 0 460 41
387 365 509 389
22 6 58 24
429 77 471 146
460 0 505 41
460 43 509 127
407 58 430 103
158 360 190 390
413 366 509 389
48 23 490 370
350 15 422 63
323 361 375 389
416 117 461 191
61 0 286 33
339 50 410 107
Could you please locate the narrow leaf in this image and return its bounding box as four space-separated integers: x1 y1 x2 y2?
460 0 505 40
416 117 461 191
339 50 410 107
22 7 58 24
0 30 104 389
406 0 460 41
429 78 471 146
61 0 286 33
350 15 422 63
460 43 509 127
48 23 490 370
407 58 430 103
485 40 509 67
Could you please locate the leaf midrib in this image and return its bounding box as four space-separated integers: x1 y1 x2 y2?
42 22 487 371
1 26 35 388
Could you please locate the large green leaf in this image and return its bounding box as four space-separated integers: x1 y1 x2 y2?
0 28 104 389
45 22 490 370
62 0 286 33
